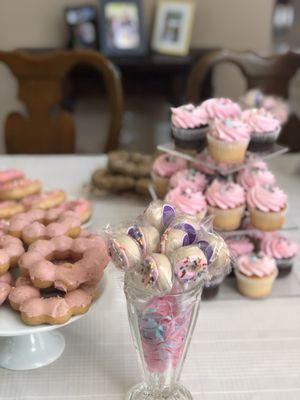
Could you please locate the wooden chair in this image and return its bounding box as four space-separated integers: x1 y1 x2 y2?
186 49 300 151
0 49 123 154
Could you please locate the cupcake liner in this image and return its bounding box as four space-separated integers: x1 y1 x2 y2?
235 268 278 298
250 126 282 144
276 257 294 278
207 135 250 165
172 124 209 141
249 206 287 231
151 173 169 199
172 125 209 151
207 204 245 231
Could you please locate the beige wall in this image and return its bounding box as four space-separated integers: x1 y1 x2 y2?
0 0 275 152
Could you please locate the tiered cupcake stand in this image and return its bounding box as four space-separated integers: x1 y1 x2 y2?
157 140 298 295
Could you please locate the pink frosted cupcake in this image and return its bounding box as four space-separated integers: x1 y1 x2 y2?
169 168 207 191
205 179 245 230
207 118 251 165
226 236 255 258
171 104 209 151
165 187 207 219
260 233 298 277
235 253 278 298
236 163 275 191
247 184 287 231
152 154 187 198
242 108 281 150
201 98 241 120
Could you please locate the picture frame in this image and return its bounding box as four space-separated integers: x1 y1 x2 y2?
99 0 147 57
65 5 99 50
151 0 195 56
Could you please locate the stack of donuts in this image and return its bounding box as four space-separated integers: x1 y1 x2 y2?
0 168 92 224
0 168 109 326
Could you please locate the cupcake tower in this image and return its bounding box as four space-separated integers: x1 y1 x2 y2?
152 97 298 299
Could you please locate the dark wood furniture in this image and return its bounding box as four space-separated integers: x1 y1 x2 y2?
0 49 123 154
186 49 300 151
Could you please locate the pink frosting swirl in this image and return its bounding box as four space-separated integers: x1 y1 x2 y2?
260 233 298 260
171 104 208 128
236 253 277 277
247 184 287 212
209 118 251 142
165 187 207 216
236 165 275 191
205 179 245 209
169 169 207 191
201 98 241 120
225 236 254 258
152 155 187 178
241 108 280 133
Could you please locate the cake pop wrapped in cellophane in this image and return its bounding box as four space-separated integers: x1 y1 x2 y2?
196 222 232 286
141 199 177 233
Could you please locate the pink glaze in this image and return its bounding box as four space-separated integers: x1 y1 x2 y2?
54 199 91 217
169 168 207 191
9 209 44 232
192 153 215 175
209 118 251 142
165 187 207 216
19 235 109 291
236 253 277 277
262 96 289 124
0 178 40 191
0 169 25 184
225 236 254 258
205 179 245 210
0 271 13 306
247 184 287 212
152 155 187 178
21 189 65 209
20 297 70 318
201 98 241 120
260 233 298 260
171 104 208 129
0 201 20 209
139 295 192 373
0 235 24 265
242 108 280 133
237 164 275 191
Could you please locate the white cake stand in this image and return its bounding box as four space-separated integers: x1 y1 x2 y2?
0 274 106 371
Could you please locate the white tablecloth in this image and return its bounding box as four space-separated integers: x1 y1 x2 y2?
0 154 300 400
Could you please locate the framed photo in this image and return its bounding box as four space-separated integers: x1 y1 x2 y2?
99 0 147 57
65 5 98 49
151 0 195 56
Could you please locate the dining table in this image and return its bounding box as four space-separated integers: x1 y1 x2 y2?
0 153 300 400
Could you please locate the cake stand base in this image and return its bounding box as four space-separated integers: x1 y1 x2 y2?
0 330 65 370
125 383 193 400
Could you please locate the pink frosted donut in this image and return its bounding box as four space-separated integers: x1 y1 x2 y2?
19 234 109 291
54 199 92 223
8 209 81 245
0 234 25 275
0 169 25 184
0 200 24 219
0 178 41 201
9 276 99 325
0 271 13 305
21 189 66 211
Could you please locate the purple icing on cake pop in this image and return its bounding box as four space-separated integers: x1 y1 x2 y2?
197 240 214 264
162 204 175 228
174 223 196 244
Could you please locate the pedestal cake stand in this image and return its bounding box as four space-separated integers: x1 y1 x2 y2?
0 274 106 370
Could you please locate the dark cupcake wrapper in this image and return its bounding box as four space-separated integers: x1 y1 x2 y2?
276 257 294 278
250 127 281 143
172 124 209 140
